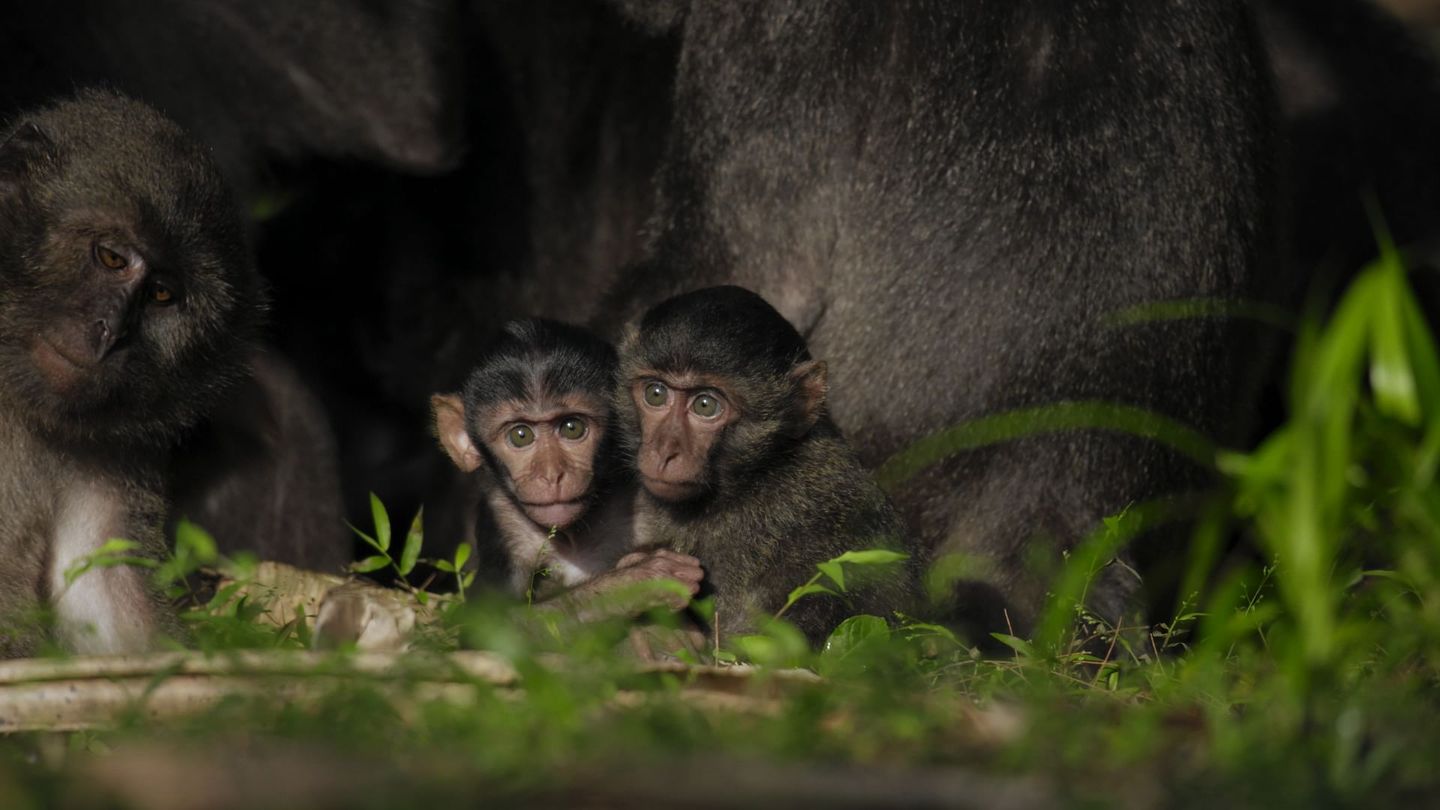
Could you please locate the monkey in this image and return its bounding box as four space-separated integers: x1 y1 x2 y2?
0 1 475 578
0 90 264 656
617 286 921 646
0 2 473 582
596 1 1276 637
431 319 703 618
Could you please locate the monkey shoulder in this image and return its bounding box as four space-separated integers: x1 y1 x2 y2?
783 435 902 536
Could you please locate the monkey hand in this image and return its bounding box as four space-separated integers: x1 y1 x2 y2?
549 549 704 622
608 549 704 611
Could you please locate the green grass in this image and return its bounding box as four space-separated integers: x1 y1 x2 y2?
5 238 1440 808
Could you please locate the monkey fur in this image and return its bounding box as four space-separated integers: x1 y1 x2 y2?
433 318 701 614
0 90 263 655
618 286 921 645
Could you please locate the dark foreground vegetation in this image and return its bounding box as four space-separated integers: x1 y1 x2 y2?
0 235 1435 809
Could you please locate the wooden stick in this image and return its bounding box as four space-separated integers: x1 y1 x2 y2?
0 650 820 732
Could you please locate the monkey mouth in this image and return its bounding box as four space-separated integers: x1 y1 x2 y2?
639 475 704 502
30 338 95 391
34 337 93 369
521 499 587 530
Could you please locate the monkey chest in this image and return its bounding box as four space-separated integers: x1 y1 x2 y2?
504 530 623 594
0 468 130 597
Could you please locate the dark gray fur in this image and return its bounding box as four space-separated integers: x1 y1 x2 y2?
603 2 1276 635
619 286 921 645
169 350 350 572
0 91 261 654
456 318 626 591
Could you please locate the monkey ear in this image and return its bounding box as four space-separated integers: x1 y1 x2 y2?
431 394 483 473
0 122 55 194
786 360 829 438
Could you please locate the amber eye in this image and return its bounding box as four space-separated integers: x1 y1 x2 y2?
559 417 587 440
691 393 722 418
151 281 176 305
507 424 535 448
643 382 668 407
95 245 127 270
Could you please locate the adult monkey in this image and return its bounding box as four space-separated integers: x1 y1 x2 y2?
604 1 1276 635
0 91 263 655
0 1 469 570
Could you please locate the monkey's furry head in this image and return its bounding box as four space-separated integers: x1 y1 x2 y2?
629 285 812 380
0 89 264 446
461 318 619 414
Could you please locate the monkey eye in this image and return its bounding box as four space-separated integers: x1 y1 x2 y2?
643 381 669 407
507 424 536 448
94 244 128 270
151 280 178 306
691 393 723 419
559 417 587 440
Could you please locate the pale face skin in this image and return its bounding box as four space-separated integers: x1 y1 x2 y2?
629 371 739 502
433 391 606 530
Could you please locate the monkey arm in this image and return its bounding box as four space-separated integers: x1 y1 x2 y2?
534 549 703 624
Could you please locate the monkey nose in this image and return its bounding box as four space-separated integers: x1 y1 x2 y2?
88 319 120 361
659 451 686 473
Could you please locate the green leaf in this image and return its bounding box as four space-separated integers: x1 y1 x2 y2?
156 519 222 588
397 508 424 577
898 620 960 645
369 493 391 552
829 549 910 566
434 560 457 574
351 555 390 574
293 602 311 647
820 615 891 675
173 519 218 563
990 633 1035 658
731 619 810 667
817 561 845 592
781 583 838 614
347 523 383 554
875 402 1217 492
95 538 142 555
208 582 245 612
1103 297 1296 331
1369 254 1420 425
689 596 717 624
453 542 472 572
63 539 155 586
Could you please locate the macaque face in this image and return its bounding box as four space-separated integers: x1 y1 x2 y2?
629 370 740 502
482 394 608 528
0 107 257 441
433 391 608 530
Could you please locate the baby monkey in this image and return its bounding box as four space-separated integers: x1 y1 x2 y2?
618 286 921 644
432 319 702 617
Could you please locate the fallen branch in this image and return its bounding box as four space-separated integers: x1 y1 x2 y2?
0 650 820 732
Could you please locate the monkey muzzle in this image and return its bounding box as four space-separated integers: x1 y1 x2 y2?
521 499 587 530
